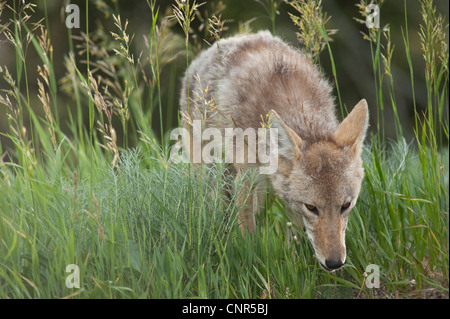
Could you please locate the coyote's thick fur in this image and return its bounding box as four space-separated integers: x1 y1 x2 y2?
179 31 369 271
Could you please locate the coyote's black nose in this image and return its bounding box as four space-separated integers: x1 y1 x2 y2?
325 259 344 270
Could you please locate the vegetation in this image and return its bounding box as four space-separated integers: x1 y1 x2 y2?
0 0 448 298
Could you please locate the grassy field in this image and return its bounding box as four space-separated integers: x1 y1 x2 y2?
0 0 448 298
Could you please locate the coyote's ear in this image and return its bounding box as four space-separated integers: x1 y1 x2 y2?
333 99 369 157
269 109 303 162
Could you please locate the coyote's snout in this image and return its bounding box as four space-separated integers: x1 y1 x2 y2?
179 31 369 271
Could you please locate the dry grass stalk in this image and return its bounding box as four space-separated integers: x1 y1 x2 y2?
285 0 337 62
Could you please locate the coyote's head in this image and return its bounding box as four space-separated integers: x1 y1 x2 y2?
269 99 369 271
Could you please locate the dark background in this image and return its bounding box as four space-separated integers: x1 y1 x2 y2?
0 0 448 149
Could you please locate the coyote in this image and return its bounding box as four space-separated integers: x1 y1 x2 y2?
179 31 369 271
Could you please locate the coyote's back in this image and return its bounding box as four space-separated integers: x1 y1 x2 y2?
180 31 369 272
180 31 338 142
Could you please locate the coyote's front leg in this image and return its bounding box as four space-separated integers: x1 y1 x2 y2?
236 170 265 236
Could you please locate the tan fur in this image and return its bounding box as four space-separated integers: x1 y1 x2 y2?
179 31 369 271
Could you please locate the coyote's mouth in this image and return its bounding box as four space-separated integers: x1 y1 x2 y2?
319 262 333 272
319 261 345 272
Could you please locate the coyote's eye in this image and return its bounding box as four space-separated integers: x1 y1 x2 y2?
305 204 318 215
341 202 351 213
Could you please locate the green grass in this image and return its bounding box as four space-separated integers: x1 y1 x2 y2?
0 0 448 298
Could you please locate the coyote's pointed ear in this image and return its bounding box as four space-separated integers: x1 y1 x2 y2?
333 99 369 157
269 109 303 162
